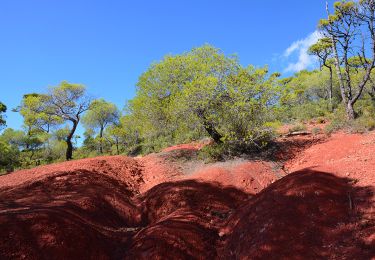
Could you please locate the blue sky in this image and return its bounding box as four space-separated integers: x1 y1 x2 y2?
1 0 334 133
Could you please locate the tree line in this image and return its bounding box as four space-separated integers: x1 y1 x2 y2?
1 0 375 172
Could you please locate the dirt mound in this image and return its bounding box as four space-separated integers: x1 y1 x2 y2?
126 180 249 259
162 141 206 152
0 156 144 193
0 132 374 259
145 145 284 194
0 170 142 259
2 166 373 259
223 169 374 259
182 160 283 194
286 131 375 187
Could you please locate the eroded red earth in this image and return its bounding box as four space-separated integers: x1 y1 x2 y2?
0 132 374 259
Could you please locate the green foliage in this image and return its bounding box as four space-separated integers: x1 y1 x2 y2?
15 93 60 134
277 69 338 122
311 127 322 135
289 123 307 133
82 99 119 134
0 101 6 129
0 140 20 173
1 128 27 148
350 116 375 133
325 106 348 134
130 44 279 153
29 82 90 160
308 38 333 68
198 143 226 162
82 98 120 153
326 98 375 133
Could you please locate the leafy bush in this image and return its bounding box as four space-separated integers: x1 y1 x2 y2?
198 143 226 162
0 141 20 173
289 123 307 133
325 106 348 134
325 102 375 134
349 116 375 133
311 127 322 135
130 45 280 154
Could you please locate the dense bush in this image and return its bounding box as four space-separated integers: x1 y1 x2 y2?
0 141 20 173
129 45 280 154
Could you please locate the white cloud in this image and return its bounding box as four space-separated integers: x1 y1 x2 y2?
283 31 323 73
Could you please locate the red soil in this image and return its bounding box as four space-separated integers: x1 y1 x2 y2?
162 141 207 152
0 132 374 259
179 160 283 194
286 131 375 187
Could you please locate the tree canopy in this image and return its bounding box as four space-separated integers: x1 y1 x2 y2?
318 0 375 119
0 101 7 129
129 45 279 153
82 99 120 153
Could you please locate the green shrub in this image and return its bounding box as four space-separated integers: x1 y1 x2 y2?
311 127 322 135
198 143 226 162
0 141 20 173
290 100 332 121
325 106 348 134
350 116 375 133
289 123 307 133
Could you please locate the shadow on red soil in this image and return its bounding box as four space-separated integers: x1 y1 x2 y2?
0 166 373 259
223 169 375 259
273 135 327 163
0 170 141 259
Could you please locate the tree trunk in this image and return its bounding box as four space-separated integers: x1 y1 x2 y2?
66 120 78 161
196 109 222 143
328 66 333 111
26 127 31 150
203 120 222 143
346 102 355 120
99 126 104 154
116 139 119 155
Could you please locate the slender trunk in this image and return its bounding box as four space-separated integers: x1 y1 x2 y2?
203 120 222 143
116 138 119 155
346 102 355 120
196 109 222 143
99 126 104 154
26 127 31 150
66 120 78 161
328 66 333 110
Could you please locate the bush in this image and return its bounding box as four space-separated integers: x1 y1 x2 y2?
198 143 226 162
350 116 375 133
0 141 20 173
289 123 307 133
325 106 348 134
325 102 375 134
311 127 322 135
297 101 330 120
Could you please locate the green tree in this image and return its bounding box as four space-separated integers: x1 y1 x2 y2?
1 128 26 149
319 0 375 119
130 45 278 152
48 82 91 160
106 124 126 155
15 94 60 133
308 38 335 109
0 140 19 172
82 99 119 153
0 102 7 130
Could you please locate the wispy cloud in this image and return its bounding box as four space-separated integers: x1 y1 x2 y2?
283 31 322 73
